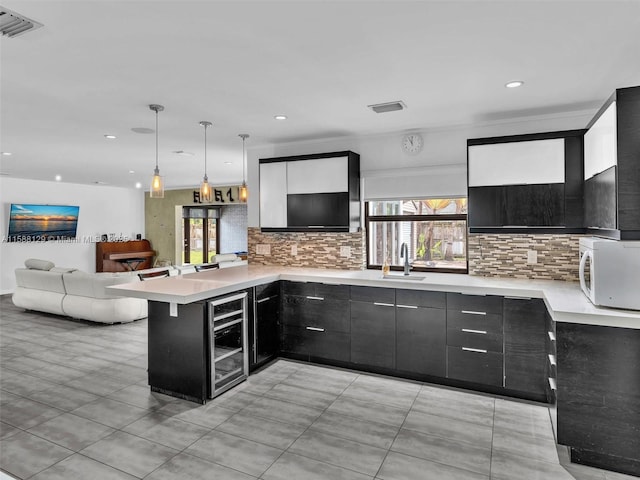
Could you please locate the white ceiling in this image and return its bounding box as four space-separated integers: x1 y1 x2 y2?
1 0 639 190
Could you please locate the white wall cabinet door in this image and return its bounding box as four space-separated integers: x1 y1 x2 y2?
287 156 349 194
584 101 617 180
259 162 287 228
468 138 565 187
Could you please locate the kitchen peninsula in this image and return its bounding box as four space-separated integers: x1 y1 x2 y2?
110 265 640 477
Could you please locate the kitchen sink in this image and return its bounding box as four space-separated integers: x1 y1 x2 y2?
382 273 428 281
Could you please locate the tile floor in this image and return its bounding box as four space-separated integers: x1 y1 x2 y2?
0 294 635 480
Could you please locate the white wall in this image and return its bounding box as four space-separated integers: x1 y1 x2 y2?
246 112 593 226
0 177 145 294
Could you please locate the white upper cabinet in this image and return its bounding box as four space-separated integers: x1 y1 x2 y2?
286 156 349 194
259 162 287 228
584 101 617 180
468 138 565 187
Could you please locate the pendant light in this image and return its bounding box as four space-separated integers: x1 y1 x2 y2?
199 121 213 203
149 104 165 198
238 133 249 203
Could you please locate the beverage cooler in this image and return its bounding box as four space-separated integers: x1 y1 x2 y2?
208 292 248 398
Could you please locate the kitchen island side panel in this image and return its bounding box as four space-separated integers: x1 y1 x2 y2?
148 300 208 403
556 322 640 476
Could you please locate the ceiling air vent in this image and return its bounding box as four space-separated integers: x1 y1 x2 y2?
0 7 43 38
367 101 407 113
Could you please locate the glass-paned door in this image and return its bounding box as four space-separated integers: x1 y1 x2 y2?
182 207 219 264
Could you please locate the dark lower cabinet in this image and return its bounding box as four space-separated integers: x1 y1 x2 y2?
446 346 503 387
557 323 640 477
252 282 279 370
281 325 350 362
503 298 547 400
350 288 395 369
148 300 208 403
396 306 446 376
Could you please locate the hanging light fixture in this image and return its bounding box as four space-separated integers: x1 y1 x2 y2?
238 133 249 203
149 104 165 198
199 121 213 203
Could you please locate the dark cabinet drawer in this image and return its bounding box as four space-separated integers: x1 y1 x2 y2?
350 301 395 369
255 281 280 300
396 289 446 309
282 281 349 300
447 346 503 387
447 309 503 334
447 293 503 315
350 285 395 304
282 295 349 332
447 328 503 352
281 325 350 362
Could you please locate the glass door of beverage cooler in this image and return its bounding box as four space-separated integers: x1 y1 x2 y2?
209 292 248 398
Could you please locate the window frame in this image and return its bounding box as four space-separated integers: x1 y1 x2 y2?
365 200 469 274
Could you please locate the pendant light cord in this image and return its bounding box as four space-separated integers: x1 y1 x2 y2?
155 109 159 170
242 136 246 181
204 124 207 177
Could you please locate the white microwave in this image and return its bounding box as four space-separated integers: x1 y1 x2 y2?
579 237 640 311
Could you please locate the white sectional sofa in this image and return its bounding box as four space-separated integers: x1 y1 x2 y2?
11 259 169 323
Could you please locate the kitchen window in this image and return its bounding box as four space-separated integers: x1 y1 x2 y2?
182 206 219 264
366 198 468 273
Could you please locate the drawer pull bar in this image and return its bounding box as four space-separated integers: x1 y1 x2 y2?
548 354 557 366
548 377 557 390
462 347 487 353
374 302 394 307
548 331 556 341
256 296 272 304
397 304 418 309
306 296 324 301
461 310 487 316
305 326 325 332
461 328 487 335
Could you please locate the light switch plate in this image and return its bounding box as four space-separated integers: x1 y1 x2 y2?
340 246 351 258
291 244 297 256
527 250 538 264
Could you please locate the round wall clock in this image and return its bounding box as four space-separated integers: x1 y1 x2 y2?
401 133 424 155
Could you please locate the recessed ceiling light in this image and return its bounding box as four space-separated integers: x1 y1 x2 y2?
505 81 524 88
55 175 62 181
94 181 108 185
1 152 12 156
135 182 142 189
129 170 135 174
0 172 10 176
131 127 155 134
224 161 233 165
172 150 194 156
274 115 287 120
104 134 117 139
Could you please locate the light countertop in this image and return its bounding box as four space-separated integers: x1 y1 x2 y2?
108 265 640 329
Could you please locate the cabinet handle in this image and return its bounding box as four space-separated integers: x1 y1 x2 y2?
306 326 325 332
461 328 487 334
548 377 557 390
461 310 487 316
548 354 557 366
548 331 556 341
462 347 487 353
256 296 272 304
397 304 418 309
306 296 324 301
374 302 394 307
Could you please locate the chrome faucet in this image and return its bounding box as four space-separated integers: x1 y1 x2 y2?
400 242 410 275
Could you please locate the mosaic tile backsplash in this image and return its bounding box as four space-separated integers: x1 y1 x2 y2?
468 233 582 282
248 227 365 270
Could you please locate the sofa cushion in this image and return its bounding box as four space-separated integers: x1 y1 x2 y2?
62 271 140 299
50 267 77 273
15 268 66 294
25 258 55 271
